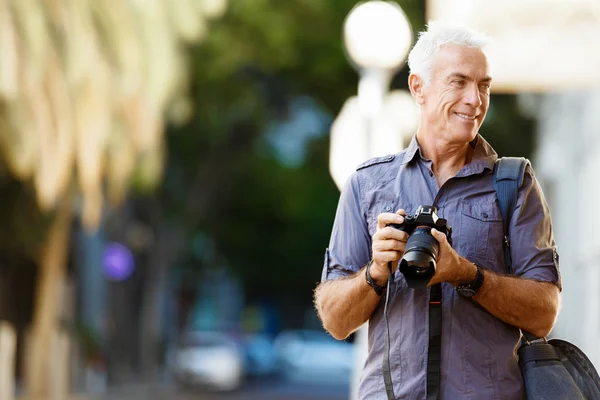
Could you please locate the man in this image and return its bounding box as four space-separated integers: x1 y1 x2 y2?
314 22 561 399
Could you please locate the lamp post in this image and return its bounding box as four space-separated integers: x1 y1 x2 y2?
330 0 414 190
331 2 413 399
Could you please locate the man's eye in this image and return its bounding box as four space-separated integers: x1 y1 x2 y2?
453 80 465 86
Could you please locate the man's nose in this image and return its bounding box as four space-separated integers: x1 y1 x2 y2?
465 84 482 108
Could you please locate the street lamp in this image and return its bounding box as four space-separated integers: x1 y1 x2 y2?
333 3 414 399
330 1 414 190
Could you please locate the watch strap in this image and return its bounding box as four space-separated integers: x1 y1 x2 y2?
456 263 485 297
365 260 386 296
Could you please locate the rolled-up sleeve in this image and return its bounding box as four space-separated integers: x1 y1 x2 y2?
510 166 561 290
321 172 372 282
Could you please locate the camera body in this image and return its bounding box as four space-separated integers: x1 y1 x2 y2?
389 205 452 289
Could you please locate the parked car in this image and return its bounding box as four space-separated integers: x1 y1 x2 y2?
243 333 278 378
170 331 244 391
273 329 353 384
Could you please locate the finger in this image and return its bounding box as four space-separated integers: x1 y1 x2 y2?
372 250 403 265
372 262 401 275
395 209 407 216
373 239 407 253
377 212 405 230
374 227 409 242
430 228 447 245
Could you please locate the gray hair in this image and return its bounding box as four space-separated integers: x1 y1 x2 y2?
407 21 491 85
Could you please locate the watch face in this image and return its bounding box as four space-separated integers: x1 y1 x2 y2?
457 287 476 298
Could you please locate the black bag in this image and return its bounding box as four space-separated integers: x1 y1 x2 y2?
493 157 600 400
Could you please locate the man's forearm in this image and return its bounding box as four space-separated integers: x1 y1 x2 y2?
314 268 383 340
430 232 561 338
471 263 560 338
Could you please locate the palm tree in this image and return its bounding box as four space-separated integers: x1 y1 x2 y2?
0 0 226 396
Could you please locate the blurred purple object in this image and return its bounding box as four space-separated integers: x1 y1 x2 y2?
102 242 134 281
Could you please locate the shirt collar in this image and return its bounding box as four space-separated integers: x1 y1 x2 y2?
401 135 422 165
401 134 498 175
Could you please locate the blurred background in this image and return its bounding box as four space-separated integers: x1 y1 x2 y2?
0 0 598 399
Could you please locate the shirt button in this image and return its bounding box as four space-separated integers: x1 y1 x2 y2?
483 212 489 218
429 171 434 177
385 206 392 212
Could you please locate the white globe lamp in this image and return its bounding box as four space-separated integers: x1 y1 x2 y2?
343 1 413 71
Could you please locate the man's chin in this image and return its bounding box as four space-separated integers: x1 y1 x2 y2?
448 128 479 143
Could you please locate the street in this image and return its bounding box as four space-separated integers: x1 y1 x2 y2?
103 377 350 400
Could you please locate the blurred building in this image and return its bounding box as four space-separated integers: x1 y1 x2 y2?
530 91 600 366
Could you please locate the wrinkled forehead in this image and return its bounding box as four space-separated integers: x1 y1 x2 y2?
432 43 491 81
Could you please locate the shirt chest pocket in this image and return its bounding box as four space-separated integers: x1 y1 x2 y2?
459 201 504 264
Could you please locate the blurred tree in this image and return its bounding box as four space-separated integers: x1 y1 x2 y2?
157 0 368 324
0 0 227 395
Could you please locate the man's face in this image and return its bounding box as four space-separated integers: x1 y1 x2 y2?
416 43 491 143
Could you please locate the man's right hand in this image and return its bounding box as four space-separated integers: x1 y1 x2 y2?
369 209 409 285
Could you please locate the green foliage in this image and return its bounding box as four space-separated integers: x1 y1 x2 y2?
0 173 53 260
481 95 536 158
161 0 370 309
208 137 340 301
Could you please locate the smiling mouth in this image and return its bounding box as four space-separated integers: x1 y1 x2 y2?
455 112 477 121
454 113 477 121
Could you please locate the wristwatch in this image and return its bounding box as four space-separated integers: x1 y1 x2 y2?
456 263 485 298
365 260 386 296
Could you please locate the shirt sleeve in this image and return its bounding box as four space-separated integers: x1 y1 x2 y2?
321 172 372 282
510 165 561 290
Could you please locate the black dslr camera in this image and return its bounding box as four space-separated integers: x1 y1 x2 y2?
389 205 452 289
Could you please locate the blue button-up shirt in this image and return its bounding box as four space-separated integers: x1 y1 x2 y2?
321 134 561 399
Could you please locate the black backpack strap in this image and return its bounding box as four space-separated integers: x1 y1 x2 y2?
492 157 529 274
494 158 541 345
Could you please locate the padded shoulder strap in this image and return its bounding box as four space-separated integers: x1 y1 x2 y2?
492 157 530 274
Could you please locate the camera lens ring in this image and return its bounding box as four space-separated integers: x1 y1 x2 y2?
399 226 441 288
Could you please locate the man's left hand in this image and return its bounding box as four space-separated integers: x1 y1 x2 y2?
429 228 476 286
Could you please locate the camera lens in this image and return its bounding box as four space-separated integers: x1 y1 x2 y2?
399 226 439 289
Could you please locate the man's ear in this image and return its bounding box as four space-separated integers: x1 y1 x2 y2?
409 74 425 105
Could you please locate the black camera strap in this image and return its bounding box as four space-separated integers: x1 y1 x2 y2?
382 262 443 400
382 265 395 400
427 283 442 400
